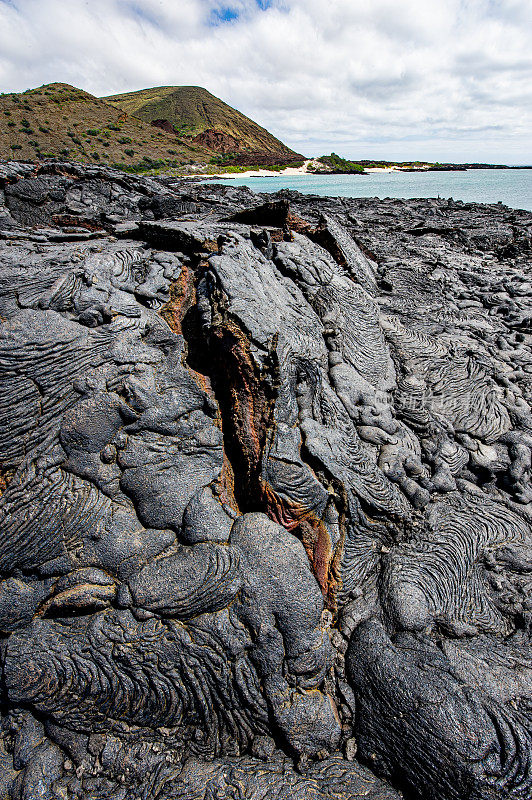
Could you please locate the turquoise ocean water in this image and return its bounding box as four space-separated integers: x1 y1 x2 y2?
205 168 532 211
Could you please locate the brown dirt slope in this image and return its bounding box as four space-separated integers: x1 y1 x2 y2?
104 85 305 165
0 83 214 168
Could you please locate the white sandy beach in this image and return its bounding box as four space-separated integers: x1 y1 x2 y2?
205 160 313 178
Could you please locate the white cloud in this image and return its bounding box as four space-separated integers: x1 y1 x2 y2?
0 0 530 162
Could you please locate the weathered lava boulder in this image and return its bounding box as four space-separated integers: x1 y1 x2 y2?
0 159 531 800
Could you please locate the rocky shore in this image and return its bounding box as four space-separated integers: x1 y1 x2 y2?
0 159 531 800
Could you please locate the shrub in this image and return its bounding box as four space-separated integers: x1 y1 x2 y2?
124 148 134 156
91 152 100 160
10 144 22 150
7 121 15 127
107 123 121 131
38 126 49 133
118 136 132 144
86 128 99 136
317 153 365 174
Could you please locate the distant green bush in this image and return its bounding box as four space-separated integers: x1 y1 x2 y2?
318 153 365 174
86 128 99 136
124 148 134 156
10 144 22 150
118 136 132 144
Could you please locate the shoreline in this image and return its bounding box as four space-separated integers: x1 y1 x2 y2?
204 164 404 179
195 164 532 211
203 160 409 179
201 162 530 180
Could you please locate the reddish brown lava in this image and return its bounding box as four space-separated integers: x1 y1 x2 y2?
160 267 239 514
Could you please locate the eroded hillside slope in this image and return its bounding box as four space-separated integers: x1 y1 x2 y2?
105 85 305 165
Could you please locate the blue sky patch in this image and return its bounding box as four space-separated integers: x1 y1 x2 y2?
210 6 240 25
209 1 276 26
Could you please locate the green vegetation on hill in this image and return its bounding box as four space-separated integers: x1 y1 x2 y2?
313 153 366 174
0 83 214 167
103 85 304 165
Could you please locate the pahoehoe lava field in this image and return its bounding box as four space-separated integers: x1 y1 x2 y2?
0 159 531 800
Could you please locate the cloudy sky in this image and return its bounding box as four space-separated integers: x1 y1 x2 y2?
0 0 530 163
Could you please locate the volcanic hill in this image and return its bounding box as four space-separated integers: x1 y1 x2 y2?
0 83 213 169
104 85 304 166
